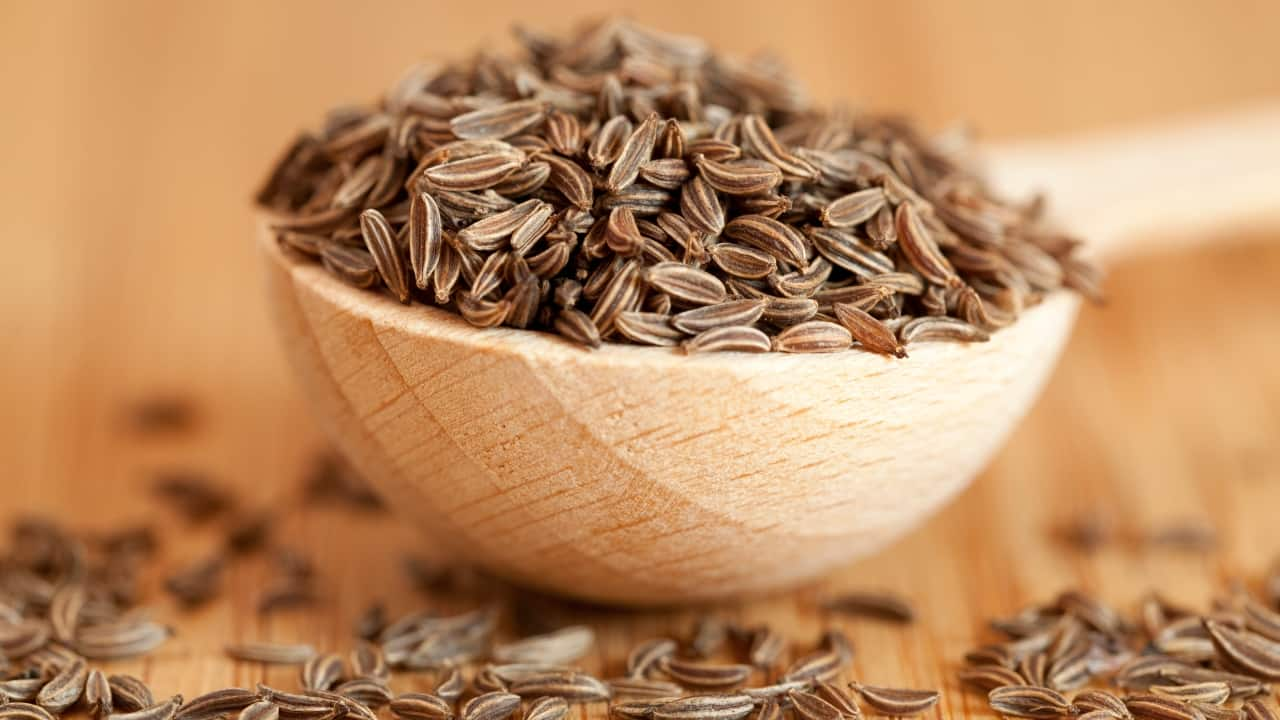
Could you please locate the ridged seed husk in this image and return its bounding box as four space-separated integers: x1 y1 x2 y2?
626 638 678 679
2 704 57 720
493 626 595 666
110 696 184 720
1244 700 1279 720
81 669 112 718
987 685 1071 718
589 116 632 169
651 695 754 720
694 156 782 196
658 657 751 689
434 667 464 702
644 262 726 306
450 100 546 140
709 243 776 280
1127 694 1206 720
36 656 86 713
1151 683 1231 706
782 648 844 683
254 686 343 720
616 312 683 346
813 682 861 719
684 326 771 354
820 591 915 622
335 679 393 708
459 692 521 720
606 112 662 193
610 699 680 720
1204 620 1280 680
238 702 280 720
787 690 843 720
525 697 569 720
108 676 154 712
1157 667 1264 699
1073 690 1132 718
48 584 86 644
1196 704 1244 720
821 188 886 228
226 642 316 665
723 215 807 268
772 321 852 354
851 683 940 716
606 679 685 699
679 176 725 235
175 688 259 720
508 672 610 702
959 665 1027 691
833 304 907 358
389 693 453 720
899 316 990 344
747 626 786 669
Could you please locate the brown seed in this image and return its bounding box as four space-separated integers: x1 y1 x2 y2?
959 665 1026 691
739 114 817 181
607 112 662 193
434 666 464 702
238 702 280 720
605 207 645 257
321 244 380 289
833 305 908 358
814 682 861 719
225 642 316 665
787 691 842 720
659 657 751 689
680 176 725 235
525 697 569 720
1151 684 1230 706
672 299 766 334
1204 620 1280 680
590 260 644 335
389 694 453 720
554 309 602 348
851 684 940 716
987 685 1072 718
808 228 896 278
493 626 595 665
450 100 546 140
782 647 844 683
589 116 633 169
359 209 411 303
639 159 692 189
48 583 86 644
626 638 678 679
107 676 154 712
509 671 611 702
616 312 684 347
85 670 113 719
746 626 786 669
724 215 808 268
1244 700 1279 720
896 204 959 287
175 689 259 720
899 316 990 344
773 321 852 354
709 243 777 280
644 262 727 306
1 704 57 720
606 679 685 700
685 326 772 354
302 653 346 691
335 678 393 708
409 192 442 289
545 110 582 155
1197 705 1243 720
425 153 523 192
1073 691 1131 719
1127 694 1206 720
109 697 184 720
694 156 782 196
821 189 887 228
651 695 755 720
36 656 87 713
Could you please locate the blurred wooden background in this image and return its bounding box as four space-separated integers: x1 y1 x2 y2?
1 0 1279 713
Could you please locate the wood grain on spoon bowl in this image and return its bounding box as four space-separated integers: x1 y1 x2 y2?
261 104 1280 604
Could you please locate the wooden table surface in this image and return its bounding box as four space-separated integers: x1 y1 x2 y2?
3 0 1279 714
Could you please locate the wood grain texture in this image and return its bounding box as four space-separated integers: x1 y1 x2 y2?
2 0 1279 713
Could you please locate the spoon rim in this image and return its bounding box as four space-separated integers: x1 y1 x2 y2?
262 222 1078 373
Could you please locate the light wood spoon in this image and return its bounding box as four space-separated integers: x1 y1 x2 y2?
261 104 1280 604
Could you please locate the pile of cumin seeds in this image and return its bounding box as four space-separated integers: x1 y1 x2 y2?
257 18 1101 355
959 587 1280 720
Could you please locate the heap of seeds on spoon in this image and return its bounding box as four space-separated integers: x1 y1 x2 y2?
257 18 1101 354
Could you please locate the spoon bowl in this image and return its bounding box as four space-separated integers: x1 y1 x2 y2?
261 104 1280 604
263 230 1077 603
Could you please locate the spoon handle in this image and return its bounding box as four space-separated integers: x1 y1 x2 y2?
984 101 1280 261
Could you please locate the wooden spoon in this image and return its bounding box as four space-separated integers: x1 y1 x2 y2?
261 104 1280 605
